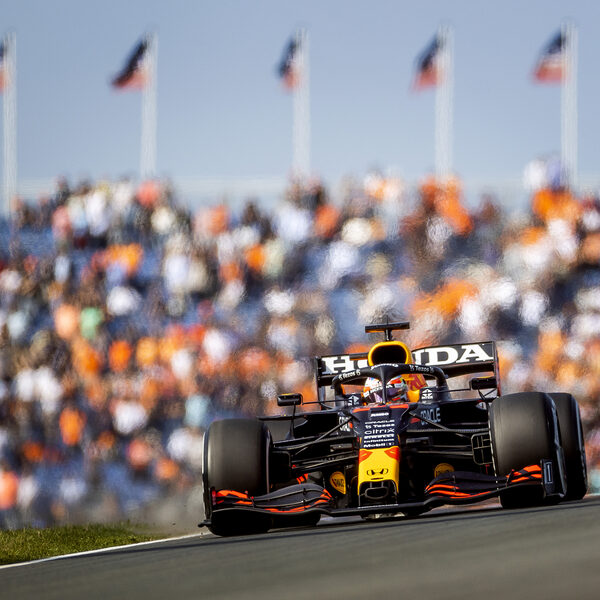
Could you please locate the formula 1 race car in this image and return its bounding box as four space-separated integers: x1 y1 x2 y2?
201 321 587 536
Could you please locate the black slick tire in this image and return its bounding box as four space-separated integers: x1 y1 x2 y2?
549 393 587 500
490 392 560 508
203 418 271 535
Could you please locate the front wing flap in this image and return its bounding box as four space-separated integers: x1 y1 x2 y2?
212 483 333 514
201 462 554 527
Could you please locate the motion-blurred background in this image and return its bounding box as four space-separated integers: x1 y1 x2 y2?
0 1 599 530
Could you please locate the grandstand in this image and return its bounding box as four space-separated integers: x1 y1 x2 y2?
0 174 599 528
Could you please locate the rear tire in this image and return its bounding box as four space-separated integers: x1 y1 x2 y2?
490 392 560 509
550 393 587 500
203 418 271 535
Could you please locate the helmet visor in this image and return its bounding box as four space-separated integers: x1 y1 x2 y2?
364 381 407 404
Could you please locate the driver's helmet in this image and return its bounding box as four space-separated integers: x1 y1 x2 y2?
362 376 408 405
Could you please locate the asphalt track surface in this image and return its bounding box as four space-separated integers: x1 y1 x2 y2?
2 496 600 600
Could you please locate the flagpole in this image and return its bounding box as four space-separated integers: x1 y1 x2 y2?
293 28 310 180
140 32 157 180
561 22 577 189
435 25 453 183
3 32 17 216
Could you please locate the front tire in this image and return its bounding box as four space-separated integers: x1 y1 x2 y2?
490 392 560 508
550 393 587 500
203 418 271 535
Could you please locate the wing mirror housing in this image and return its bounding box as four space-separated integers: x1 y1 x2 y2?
277 393 303 407
470 376 497 390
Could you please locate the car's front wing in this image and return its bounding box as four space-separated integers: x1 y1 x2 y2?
201 461 560 528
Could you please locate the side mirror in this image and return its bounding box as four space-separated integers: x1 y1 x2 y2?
470 376 497 391
277 393 303 407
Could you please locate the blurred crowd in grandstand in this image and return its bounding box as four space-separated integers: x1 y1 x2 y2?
0 171 600 529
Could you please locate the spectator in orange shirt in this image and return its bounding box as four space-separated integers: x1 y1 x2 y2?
0 461 19 529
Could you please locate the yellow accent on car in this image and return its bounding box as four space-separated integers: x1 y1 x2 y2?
329 471 346 494
366 341 425 402
367 341 412 366
358 447 400 491
434 462 454 477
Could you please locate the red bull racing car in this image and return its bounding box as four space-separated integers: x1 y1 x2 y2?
201 321 587 536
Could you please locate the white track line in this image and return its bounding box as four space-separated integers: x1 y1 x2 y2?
4 494 597 570
0 530 211 571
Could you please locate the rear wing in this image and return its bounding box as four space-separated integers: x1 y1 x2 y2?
315 341 500 396
315 352 369 388
412 341 498 378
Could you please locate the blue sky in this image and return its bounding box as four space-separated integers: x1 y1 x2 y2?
1 1 599 194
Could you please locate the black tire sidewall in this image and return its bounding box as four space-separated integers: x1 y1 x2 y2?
490 392 556 476
489 392 560 508
549 393 588 500
205 418 270 495
203 419 271 531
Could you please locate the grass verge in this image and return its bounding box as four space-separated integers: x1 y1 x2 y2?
0 523 163 565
